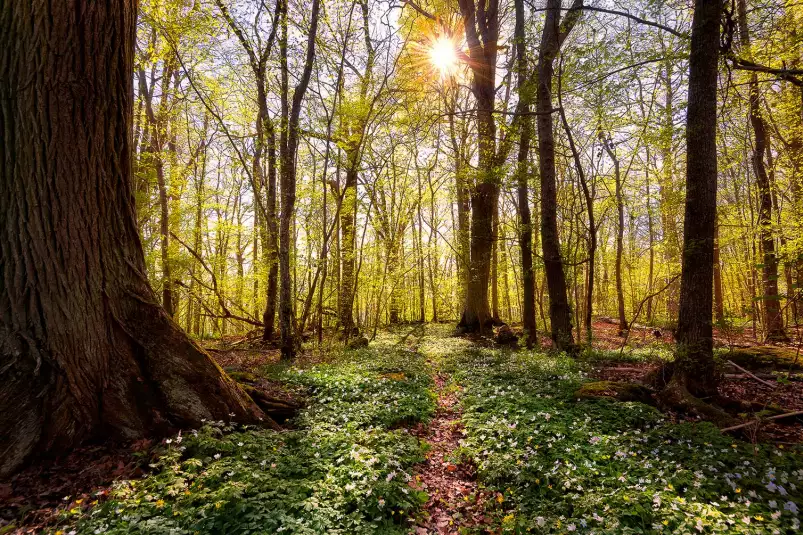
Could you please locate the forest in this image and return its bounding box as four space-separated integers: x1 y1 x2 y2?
1 0 803 533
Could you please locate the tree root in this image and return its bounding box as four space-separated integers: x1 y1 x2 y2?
239 385 299 428
657 378 738 428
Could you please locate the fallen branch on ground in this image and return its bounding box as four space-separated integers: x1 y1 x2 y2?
726 360 776 388
721 410 803 433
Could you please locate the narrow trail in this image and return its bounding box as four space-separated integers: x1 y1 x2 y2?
410 372 491 534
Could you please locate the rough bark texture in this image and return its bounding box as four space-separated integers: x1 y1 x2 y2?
0 0 265 478
263 125 280 341
456 0 500 332
670 0 721 398
537 0 582 351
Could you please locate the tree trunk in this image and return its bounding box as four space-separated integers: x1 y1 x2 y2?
388 237 402 324
667 0 721 400
516 122 537 344
791 86 803 324
660 59 680 323
263 117 279 341
0 0 264 478
600 134 627 335
714 221 725 324
278 0 320 358
536 0 582 351
491 200 500 322
737 0 787 342
339 165 359 335
456 0 501 333
513 0 537 345
646 151 655 323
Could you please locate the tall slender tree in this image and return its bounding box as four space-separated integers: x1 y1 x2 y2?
536 0 583 351
514 0 537 347
736 0 788 342
278 0 322 358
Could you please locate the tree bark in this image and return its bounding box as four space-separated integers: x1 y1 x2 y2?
645 151 655 323
600 133 627 335
278 0 321 358
714 221 725 324
264 126 279 341
513 0 537 345
737 0 787 341
536 0 583 351
339 165 359 334
456 0 501 332
0 0 264 478
669 0 721 399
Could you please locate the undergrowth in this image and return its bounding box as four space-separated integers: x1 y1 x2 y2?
42 326 803 534
451 347 803 534
64 346 434 535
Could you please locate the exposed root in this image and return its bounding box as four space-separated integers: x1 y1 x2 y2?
657 377 737 427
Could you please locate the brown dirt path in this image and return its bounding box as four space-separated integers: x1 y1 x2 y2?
410 373 492 534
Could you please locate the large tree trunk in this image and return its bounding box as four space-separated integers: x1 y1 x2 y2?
461 181 497 331
456 0 499 333
536 0 582 351
737 0 787 342
0 0 265 478
645 153 655 323
791 85 803 325
665 0 721 401
388 237 403 324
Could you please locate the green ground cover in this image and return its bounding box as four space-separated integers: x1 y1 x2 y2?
58 325 803 535
67 344 433 535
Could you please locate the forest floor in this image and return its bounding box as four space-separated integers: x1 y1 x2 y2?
3 323 803 534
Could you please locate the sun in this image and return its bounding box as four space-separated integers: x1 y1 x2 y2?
429 36 458 77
